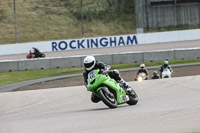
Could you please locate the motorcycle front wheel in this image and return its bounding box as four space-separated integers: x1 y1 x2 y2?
97 88 117 109
26 55 31 59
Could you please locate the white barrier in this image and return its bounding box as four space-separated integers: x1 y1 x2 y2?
1 29 200 56
0 48 200 72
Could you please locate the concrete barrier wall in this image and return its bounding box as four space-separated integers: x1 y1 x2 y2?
94 54 113 65
174 48 200 60
0 48 200 72
112 52 144 64
49 57 82 69
18 59 50 71
0 60 18 72
144 50 175 62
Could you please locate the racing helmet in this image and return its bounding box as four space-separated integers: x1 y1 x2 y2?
83 56 96 71
140 64 145 69
153 71 158 76
164 61 168 67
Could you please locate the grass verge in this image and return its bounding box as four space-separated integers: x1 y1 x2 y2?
0 59 200 86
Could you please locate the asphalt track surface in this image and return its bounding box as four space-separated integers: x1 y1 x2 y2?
0 75 200 133
1 40 200 61
0 40 200 133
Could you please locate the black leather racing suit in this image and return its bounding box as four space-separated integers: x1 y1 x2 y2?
33 48 40 58
83 61 122 86
136 68 149 76
152 75 159 79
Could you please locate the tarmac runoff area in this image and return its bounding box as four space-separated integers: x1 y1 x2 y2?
0 75 200 133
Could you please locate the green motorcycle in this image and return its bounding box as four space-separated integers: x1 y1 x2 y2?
87 69 138 108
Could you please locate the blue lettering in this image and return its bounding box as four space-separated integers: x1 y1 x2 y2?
100 38 108 47
127 35 138 45
69 40 76 49
58 41 68 50
110 37 117 47
78 39 85 49
118 37 125 46
90 39 98 48
52 42 58 51
87 39 90 48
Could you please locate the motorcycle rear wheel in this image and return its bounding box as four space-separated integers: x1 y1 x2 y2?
97 88 117 109
40 53 45 58
127 89 138 105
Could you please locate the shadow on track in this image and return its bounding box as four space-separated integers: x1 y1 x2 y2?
65 104 130 114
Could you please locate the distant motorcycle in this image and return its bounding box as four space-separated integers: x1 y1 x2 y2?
161 68 172 78
135 72 148 81
26 50 45 59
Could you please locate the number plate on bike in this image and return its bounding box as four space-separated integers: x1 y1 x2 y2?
88 70 96 81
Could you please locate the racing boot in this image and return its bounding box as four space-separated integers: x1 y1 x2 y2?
91 93 101 103
118 79 131 90
118 79 135 95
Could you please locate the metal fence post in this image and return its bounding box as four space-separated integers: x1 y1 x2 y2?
145 0 150 32
81 0 84 38
14 0 18 43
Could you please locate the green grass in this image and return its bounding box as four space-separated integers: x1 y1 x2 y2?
0 59 200 86
0 0 136 44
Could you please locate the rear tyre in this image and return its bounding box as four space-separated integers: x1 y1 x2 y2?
40 53 45 58
97 88 117 109
127 89 138 105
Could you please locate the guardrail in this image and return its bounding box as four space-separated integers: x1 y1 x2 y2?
0 48 200 72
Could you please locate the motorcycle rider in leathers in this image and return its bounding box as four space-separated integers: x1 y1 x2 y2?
83 56 131 103
159 60 173 78
151 71 159 79
135 64 149 80
32 47 40 58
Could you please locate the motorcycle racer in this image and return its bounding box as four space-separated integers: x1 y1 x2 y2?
83 56 131 103
152 71 159 79
159 60 173 78
136 64 149 80
32 47 40 58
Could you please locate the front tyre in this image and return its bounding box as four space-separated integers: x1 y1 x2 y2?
127 89 138 105
26 55 31 59
97 88 117 109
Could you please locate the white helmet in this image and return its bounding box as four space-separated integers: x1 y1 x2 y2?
164 61 168 65
153 71 158 76
83 56 96 71
140 64 145 68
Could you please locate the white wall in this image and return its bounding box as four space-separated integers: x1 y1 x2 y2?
0 29 200 56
